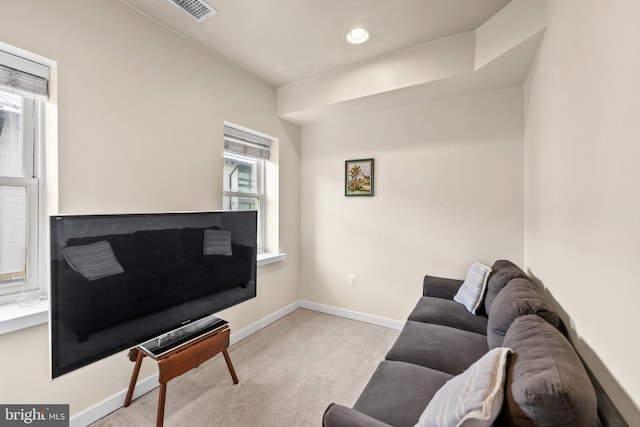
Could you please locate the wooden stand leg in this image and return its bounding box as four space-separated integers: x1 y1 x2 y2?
222 349 239 384
157 383 167 427
125 325 237 426
124 350 144 407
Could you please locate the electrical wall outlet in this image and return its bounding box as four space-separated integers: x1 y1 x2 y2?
348 275 358 287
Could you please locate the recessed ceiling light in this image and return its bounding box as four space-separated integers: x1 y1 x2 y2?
346 28 370 44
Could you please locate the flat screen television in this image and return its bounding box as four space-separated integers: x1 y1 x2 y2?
50 211 257 378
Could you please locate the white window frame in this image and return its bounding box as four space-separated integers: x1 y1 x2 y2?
223 151 266 253
0 74 45 305
223 122 273 255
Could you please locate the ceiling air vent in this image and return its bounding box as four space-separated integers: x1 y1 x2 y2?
168 0 217 22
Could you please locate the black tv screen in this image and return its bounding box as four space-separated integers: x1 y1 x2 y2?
50 211 257 378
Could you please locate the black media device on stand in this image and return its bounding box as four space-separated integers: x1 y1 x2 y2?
49 211 257 378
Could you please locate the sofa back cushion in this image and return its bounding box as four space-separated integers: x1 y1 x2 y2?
497 315 600 427
484 260 529 314
134 228 183 270
487 278 560 349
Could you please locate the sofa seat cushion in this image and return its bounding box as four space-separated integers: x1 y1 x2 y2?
408 296 488 335
159 259 211 303
497 315 600 427
89 267 161 331
484 260 529 315
487 278 560 349
385 321 488 375
352 360 453 427
323 404 393 427
194 255 250 290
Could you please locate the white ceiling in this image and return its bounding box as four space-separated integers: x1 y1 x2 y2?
120 0 511 87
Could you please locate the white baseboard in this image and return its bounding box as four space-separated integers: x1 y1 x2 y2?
70 300 401 426
229 301 300 345
71 374 159 427
300 300 405 331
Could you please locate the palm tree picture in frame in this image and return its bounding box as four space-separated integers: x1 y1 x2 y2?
345 158 374 196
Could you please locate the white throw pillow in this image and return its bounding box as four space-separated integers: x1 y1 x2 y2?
453 262 492 314
62 240 124 281
415 347 512 427
203 229 233 256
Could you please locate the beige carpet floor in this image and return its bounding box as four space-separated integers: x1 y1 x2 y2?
90 308 400 427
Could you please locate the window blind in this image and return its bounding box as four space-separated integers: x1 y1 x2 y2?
0 50 49 99
224 125 271 160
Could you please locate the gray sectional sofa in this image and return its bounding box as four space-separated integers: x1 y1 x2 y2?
323 260 603 427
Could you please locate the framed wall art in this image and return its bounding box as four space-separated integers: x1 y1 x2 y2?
345 158 374 197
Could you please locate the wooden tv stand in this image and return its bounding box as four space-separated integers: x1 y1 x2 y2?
124 317 238 427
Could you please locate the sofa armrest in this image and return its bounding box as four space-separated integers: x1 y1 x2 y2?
231 243 254 262
323 404 393 427
423 275 464 299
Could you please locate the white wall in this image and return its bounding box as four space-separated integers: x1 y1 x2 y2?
523 0 640 421
300 88 524 321
0 0 299 417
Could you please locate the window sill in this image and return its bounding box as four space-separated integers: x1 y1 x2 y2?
257 252 287 266
0 300 49 335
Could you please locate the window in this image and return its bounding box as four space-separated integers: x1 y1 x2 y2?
0 49 49 304
223 124 271 253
